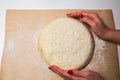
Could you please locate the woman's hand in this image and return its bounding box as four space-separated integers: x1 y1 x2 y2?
67 12 110 40
49 65 104 80
67 12 120 44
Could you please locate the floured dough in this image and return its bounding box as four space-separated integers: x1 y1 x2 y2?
39 18 94 70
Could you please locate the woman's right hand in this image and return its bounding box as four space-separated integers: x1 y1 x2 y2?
67 12 110 40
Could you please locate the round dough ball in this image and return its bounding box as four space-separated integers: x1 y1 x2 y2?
39 18 95 70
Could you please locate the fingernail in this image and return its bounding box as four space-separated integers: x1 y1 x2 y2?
67 70 73 75
48 66 52 70
79 14 84 18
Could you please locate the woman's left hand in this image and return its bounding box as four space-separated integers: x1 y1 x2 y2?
49 65 104 80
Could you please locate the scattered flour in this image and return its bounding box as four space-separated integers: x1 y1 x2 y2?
5 19 29 63
6 36 17 62
33 27 41 45
87 34 107 70
5 22 107 72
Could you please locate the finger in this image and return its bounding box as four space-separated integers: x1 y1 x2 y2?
73 77 88 80
66 12 83 19
80 12 100 22
66 12 100 22
65 77 88 80
49 65 74 79
69 70 104 80
49 65 88 80
68 70 90 77
49 65 67 78
80 16 97 28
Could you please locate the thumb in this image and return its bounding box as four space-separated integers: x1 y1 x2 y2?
80 16 96 29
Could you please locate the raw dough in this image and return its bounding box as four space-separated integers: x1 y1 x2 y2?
39 18 95 70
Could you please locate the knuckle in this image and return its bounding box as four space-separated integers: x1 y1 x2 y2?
93 12 97 15
83 17 89 21
85 70 94 76
92 22 98 27
91 12 98 17
85 71 91 75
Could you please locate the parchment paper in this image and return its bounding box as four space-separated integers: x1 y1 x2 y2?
1 10 120 80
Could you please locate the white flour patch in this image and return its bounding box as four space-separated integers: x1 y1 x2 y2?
6 37 15 52
87 34 107 70
5 36 17 63
5 21 28 63
95 36 107 63
33 26 42 46
95 37 106 50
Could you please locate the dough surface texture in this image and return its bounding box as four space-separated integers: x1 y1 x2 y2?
39 18 94 70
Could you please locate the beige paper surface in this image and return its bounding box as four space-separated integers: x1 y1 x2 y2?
1 10 120 80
